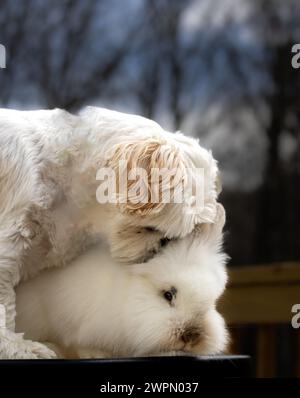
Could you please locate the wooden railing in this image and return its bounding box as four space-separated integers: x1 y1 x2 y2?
218 262 300 377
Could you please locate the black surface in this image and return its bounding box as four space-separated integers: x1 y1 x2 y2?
0 355 251 377
0 356 259 394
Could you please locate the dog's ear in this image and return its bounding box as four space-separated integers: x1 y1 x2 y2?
193 203 226 244
107 138 186 216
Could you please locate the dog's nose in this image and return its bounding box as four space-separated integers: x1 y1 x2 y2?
181 327 201 345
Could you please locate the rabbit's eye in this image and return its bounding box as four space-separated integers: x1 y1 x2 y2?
163 287 177 303
164 291 173 302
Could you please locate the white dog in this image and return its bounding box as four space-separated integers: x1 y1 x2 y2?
15 204 228 359
0 107 220 358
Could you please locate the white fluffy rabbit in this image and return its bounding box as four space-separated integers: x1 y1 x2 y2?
15 205 228 359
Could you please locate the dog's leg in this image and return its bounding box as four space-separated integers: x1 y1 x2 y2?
0 270 56 359
0 328 57 359
0 234 56 359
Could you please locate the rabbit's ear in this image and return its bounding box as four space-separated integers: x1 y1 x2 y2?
193 203 225 244
106 138 186 216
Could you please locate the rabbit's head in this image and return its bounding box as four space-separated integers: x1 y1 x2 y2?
115 204 228 357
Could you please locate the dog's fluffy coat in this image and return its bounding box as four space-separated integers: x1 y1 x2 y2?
0 107 220 358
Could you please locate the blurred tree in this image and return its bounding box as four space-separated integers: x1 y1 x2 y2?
0 0 142 109
0 0 300 265
248 0 300 263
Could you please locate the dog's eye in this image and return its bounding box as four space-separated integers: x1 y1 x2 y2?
163 287 177 303
160 238 170 248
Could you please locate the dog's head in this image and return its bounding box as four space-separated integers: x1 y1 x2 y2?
82 106 221 264
106 133 221 263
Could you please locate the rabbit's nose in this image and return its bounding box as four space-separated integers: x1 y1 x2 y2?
181 327 201 345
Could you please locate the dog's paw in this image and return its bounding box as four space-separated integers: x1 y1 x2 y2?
0 330 57 359
19 339 57 359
